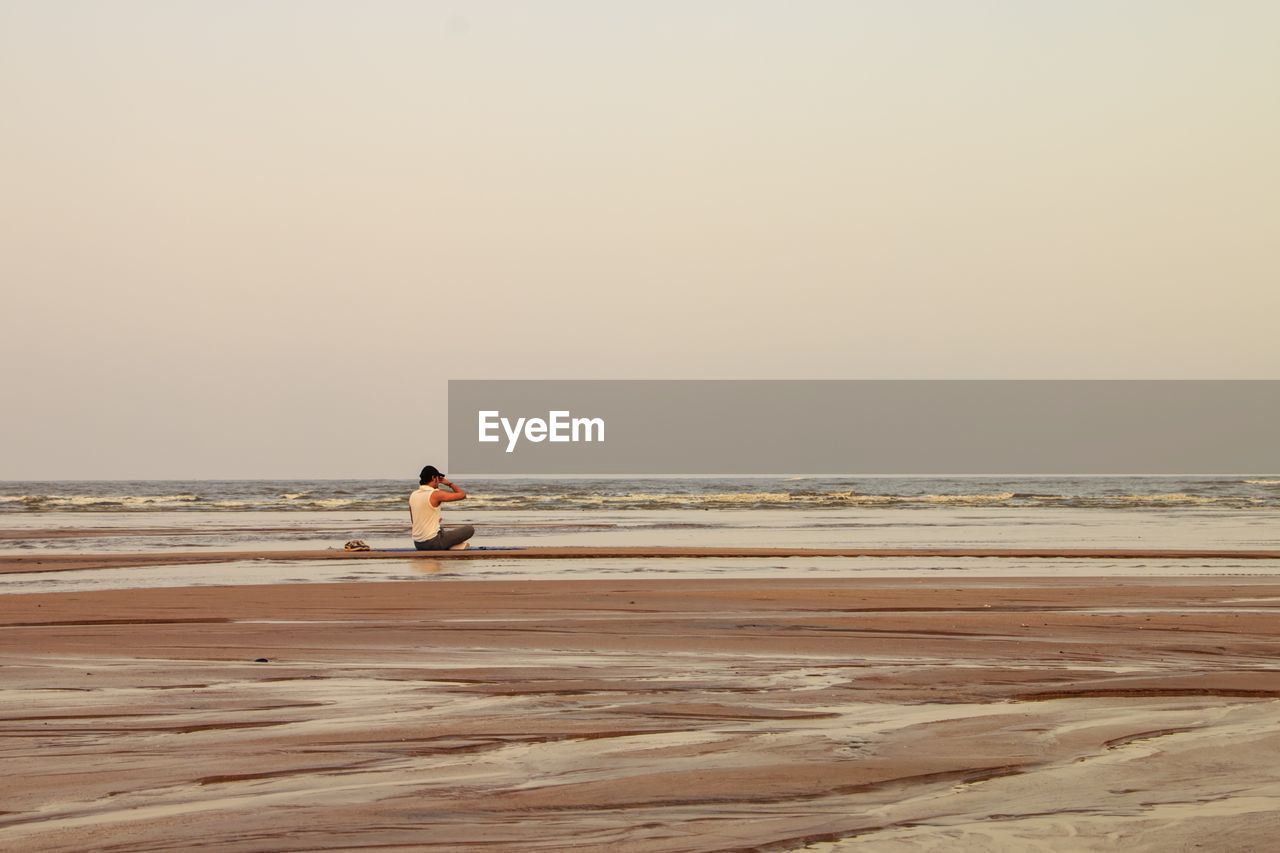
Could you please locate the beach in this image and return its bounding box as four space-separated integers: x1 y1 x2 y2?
9 0 1279 845
2 479 1279 850
3 571 1279 851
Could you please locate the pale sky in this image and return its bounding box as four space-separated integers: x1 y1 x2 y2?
2 1 1277 479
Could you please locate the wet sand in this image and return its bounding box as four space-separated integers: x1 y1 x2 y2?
0 527 318 541
2 575 1279 851
4 545 1280 576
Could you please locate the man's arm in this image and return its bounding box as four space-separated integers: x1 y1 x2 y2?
430 478 468 506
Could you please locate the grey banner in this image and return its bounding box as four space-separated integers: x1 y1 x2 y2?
447 380 1280 476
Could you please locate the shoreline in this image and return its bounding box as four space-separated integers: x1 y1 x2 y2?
4 545 1280 576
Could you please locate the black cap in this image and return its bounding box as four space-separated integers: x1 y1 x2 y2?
419 465 445 484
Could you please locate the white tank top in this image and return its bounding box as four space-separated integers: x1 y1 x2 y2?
409 486 442 541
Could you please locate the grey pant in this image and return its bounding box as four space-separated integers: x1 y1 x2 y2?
413 524 475 551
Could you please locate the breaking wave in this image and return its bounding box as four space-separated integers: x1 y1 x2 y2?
2 481 1276 512
1 494 205 510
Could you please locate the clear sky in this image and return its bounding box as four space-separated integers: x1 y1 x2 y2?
2 1 1277 479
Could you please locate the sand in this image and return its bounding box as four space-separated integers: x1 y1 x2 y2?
2 572 1279 851
4 545 1280 576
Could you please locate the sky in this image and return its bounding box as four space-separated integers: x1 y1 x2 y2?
2 1 1277 479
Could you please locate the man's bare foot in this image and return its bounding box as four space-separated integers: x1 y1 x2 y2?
448 542 471 551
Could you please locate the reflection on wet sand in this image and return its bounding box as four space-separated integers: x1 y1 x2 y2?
412 557 446 575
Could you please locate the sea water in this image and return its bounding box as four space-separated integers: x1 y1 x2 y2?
4 476 1279 514
1 477 1276 591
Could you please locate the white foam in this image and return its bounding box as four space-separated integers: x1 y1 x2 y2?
40 494 203 508
1114 492 1215 505
918 492 1018 504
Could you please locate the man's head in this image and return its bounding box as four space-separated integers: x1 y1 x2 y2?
419 465 445 485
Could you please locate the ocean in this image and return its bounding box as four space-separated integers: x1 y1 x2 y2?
3 477 1278 592
4 475 1280 513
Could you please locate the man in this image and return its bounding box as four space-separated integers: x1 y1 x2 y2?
409 465 475 551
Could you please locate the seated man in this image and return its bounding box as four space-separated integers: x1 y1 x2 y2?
409 465 475 551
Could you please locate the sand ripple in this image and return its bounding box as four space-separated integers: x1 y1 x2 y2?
1 578 1278 851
